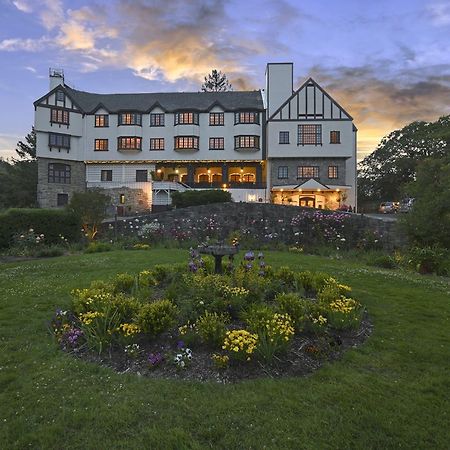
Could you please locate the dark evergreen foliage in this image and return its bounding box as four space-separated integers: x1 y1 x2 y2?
201 69 233 92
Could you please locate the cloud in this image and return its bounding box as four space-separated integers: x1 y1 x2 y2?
0 37 50 51
428 2 450 26
0 134 20 161
305 64 450 160
11 0 33 13
24 66 36 73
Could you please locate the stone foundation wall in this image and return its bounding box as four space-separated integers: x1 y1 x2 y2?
108 203 407 249
37 157 86 208
100 187 151 215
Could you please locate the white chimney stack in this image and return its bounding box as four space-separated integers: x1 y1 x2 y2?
265 63 293 118
49 68 64 91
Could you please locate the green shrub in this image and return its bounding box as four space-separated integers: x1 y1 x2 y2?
85 242 114 253
275 292 307 331
171 190 232 208
324 298 363 331
407 246 449 276
79 303 121 354
367 254 398 269
242 304 276 332
0 208 81 249
136 300 178 336
255 313 295 364
195 311 229 348
113 273 136 294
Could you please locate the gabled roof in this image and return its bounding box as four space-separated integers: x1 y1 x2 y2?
268 77 353 121
295 178 331 190
47 86 264 114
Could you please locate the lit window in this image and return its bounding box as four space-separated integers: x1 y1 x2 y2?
150 138 165 151
119 112 142 126
330 131 340 144
95 115 109 127
278 166 288 179
174 136 199 150
50 108 69 124
297 166 319 178
279 131 289 144
48 163 71 183
242 173 255 183
117 137 142 150
119 194 125 204
209 113 224 126
234 111 259 124
298 124 322 145
49 133 70 149
94 139 108 151
209 137 224 150
150 113 165 127
234 135 260 149
101 170 112 181
328 166 338 179
136 170 148 182
175 112 199 125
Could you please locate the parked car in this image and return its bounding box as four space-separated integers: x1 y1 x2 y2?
379 201 399 214
399 198 415 213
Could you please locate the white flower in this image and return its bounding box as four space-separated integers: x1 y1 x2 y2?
340 238 346 242
29 228 34 232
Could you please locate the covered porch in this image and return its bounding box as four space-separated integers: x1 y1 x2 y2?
272 179 350 210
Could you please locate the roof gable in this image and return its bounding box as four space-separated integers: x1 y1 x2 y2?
33 85 84 112
295 178 331 190
269 77 353 121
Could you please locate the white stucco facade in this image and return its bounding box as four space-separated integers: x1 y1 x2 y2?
34 64 357 212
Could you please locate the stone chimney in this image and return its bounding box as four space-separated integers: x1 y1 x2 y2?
265 63 293 117
49 68 64 91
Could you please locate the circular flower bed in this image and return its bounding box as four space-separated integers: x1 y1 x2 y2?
49 251 371 382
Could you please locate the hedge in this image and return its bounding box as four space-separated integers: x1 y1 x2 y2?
0 208 81 248
171 190 232 208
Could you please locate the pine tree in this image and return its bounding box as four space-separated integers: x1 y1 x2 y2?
201 69 233 92
14 127 36 161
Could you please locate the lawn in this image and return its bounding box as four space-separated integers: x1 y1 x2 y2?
0 249 449 449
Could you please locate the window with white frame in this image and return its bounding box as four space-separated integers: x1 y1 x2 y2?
278 166 288 179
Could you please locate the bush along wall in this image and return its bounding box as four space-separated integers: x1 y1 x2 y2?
171 190 232 208
0 208 81 249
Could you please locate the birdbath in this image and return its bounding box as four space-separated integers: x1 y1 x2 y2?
198 242 238 274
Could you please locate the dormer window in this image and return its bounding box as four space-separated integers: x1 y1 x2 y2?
118 112 142 126
175 112 199 125
51 108 69 125
234 111 259 125
209 113 224 126
95 114 109 127
150 113 165 127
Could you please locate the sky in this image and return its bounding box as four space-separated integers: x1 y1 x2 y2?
0 0 449 161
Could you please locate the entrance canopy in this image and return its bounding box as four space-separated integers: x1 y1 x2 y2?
272 178 351 192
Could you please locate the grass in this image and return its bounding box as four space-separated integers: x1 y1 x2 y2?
0 249 449 449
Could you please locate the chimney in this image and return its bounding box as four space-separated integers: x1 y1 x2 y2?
49 68 64 91
265 63 293 117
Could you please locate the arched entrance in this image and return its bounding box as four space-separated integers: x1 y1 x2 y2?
299 196 315 207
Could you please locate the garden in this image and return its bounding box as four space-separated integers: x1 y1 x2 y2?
1 248 449 448
49 249 370 381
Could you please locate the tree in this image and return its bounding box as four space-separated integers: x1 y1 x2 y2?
201 69 233 92
0 128 37 209
68 189 111 240
358 116 449 203
399 155 450 249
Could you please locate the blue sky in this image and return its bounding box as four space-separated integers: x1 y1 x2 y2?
0 0 449 160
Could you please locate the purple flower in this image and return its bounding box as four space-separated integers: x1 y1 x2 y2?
244 251 255 261
177 340 185 349
188 261 198 272
148 352 164 367
245 263 253 271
